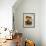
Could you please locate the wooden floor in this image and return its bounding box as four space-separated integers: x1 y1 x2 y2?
0 39 16 46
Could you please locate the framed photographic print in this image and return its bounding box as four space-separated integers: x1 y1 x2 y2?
23 13 35 28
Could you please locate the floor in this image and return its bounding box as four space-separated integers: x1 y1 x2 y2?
0 39 16 46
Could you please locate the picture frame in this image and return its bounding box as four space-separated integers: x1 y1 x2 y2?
23 13 35 28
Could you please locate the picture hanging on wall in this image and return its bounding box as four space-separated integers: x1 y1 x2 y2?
23 13 35 28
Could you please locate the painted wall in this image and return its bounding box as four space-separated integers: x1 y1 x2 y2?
0 0 16 30
40 0 46 46
13 0 41 46
0 0 16 39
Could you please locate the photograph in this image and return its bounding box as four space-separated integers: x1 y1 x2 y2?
0 0 45 46
23 13 35 28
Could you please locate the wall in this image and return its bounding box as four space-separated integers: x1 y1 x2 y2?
41 0 46 46
0 0 16 30
0 0 16 39
13 0 41 46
